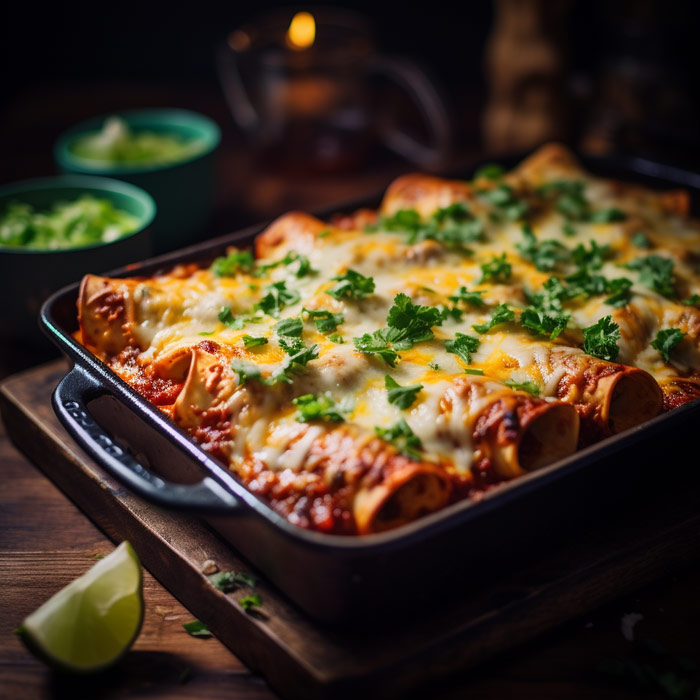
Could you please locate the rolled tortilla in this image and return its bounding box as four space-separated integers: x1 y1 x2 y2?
255 211 329 259
380 173 473 219
541 348 663 443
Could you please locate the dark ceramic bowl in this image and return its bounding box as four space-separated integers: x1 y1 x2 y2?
0 175 155 347
54 109 220 253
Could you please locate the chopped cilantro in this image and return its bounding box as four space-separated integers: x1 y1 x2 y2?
302 307 344 333
472 303 515 333
327 269 375 300
604 277 633 307
211 250 254 277
239 594 262 612
209 570 256 592
429 362 440 371
516 223 571 271
329 333 345 343
479 183 530 220
582 316 620 361
526 276 569 312
438 305 464 322
473 163 505 180
385 293 444 346
254 251 316 278
625 255 676 298
353 329 401 367
242 335 268 348
230 359 262 384
293 393 349 422
572 240 612 270
564 268 608 299
504 379 540 395
274 317 303 337
218 306 237 327
538 180 627 223
632 232 652 249
384 375 423 409
375 419 422 459
448 287 484 307
520 307 569 339
464 368 485 376
183 620 211 638
562 223 577 237
198 331 214 336
318 229 331 238
445 333 480 364
682 294 700 307
255 281 301 317
587 208 627 223
480 253 512 283
651 328 685 362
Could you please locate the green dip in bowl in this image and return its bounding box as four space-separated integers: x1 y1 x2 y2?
55 109 220 253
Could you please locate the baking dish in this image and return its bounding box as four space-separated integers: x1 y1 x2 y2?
41 153 700 625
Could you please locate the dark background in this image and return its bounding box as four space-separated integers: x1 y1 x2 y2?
3 0 700 170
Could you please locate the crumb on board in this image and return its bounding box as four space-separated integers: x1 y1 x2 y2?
621 612 644 641
201 559 219 575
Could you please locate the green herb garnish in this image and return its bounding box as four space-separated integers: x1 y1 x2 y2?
464 368 485 376
479 253 512 283
327 269 375 300
384 376 423 409
479 184 530 221
651 328 685 362
473 163 505 180
625 255 676 298
448 287 484 307
472 303 515 333
445 333 481 364
631 232 652 249
604 277 634 307
520 307 569 339
239 594 262 612
209 571 256 592
211 250 255 276
293 393 349 423
242 335 268 348
274 317 303 337
375 419 422 459
302 308 344 333
682 294 700 307
582 315 620 361
255 281 301 317
183 620 211 638
516 223 571 272
504 379 540 395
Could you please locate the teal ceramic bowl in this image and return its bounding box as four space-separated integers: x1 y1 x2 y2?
0 175 155 345
54 109 220 253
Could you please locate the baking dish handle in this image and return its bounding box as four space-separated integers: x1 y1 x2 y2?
53 365 240 513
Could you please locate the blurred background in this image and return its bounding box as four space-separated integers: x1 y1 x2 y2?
2 0 700 368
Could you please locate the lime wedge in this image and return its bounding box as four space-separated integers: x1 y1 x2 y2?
17 541 143 673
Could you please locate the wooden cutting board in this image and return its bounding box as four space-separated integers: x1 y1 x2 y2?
2 360 700 700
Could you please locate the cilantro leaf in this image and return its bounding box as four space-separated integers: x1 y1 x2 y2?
209 571 256 592
525 276 569 312
538 180 627 223
651 328 685 362
572 240 612 271
293 393 349 422
604 277 633 307
429 362 440 371
329 333 345 343
445 333 480 364
384 375 423 409
255 281 301 317
504 379 540 395
448 287 484 307
474 163 505 180
254 251 316 278
230 359 262 384
472 303 515 333
682 294 700 307
631 232 652 249
480 253 512 283
464 368 484 375
272 341 319 383
327 269 375 300
564 268 608 299
520 307 569 339
375 419 422 459
479 184 530 220
516 223 571 272
625 255 676 298
218 306 237 327
239 594 262 612
582 315 620 361
242 335 268 348
274 317 303 337
353 329 400 367
302 307 344 333
183 620 212 638
385 293 443 347
211 250 255 277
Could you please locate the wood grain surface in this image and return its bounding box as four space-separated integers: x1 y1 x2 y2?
2 361 700 699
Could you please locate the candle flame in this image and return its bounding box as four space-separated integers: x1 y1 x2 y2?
287 12 316 50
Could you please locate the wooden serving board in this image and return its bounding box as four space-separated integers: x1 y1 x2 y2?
2 360 700 700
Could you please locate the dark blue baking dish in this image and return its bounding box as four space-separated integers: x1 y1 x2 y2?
39 153 700 625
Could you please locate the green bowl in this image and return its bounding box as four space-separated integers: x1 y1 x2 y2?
0 175 155 346
54 109 221 254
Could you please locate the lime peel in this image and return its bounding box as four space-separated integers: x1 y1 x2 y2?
17 541 143 673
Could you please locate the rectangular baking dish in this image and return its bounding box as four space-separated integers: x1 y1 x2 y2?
41 153 700 626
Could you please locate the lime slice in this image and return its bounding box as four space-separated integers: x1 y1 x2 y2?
17 541 143 673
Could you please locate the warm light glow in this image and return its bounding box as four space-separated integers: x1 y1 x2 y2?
228 30 251 52
286 12 316 50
